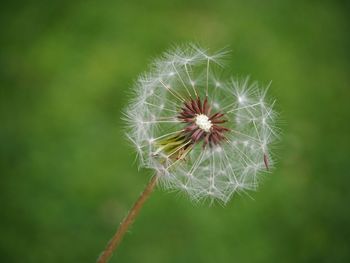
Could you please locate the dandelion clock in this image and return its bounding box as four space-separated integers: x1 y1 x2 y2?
97 44 279 263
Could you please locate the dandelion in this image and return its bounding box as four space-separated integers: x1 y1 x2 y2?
97 44 279 263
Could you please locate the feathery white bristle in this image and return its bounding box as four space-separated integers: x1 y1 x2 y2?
124 44 279 204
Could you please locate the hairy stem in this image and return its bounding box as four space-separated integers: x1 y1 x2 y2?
97 175 159 263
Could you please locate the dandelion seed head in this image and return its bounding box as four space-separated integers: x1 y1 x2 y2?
124 44 279 204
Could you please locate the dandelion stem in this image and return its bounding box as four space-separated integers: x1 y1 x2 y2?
97 174 159 263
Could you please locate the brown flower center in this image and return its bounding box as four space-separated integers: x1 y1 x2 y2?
178 96 229 147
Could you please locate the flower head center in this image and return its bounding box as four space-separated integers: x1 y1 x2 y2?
177 97 229 148
195 114 212 132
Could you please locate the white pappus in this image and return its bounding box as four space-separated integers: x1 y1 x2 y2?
124 44 279 204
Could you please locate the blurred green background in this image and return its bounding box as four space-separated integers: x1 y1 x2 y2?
1 0 349 262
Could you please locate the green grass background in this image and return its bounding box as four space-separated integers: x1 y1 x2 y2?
1 0 349 262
